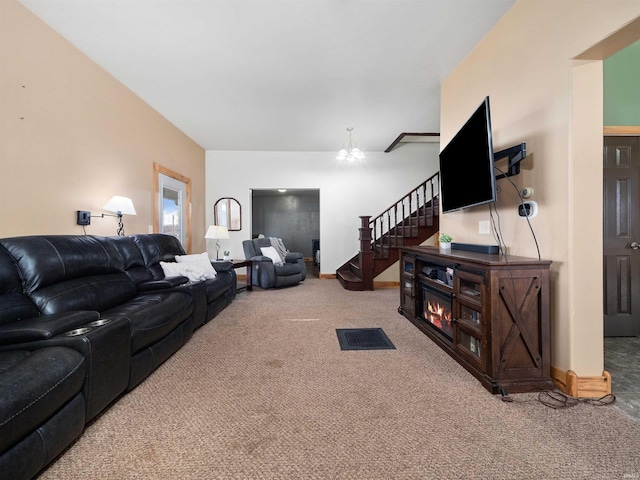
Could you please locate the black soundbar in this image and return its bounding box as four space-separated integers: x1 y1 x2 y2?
451 243 500 254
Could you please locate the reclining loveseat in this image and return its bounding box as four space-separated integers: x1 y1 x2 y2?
0 234 236 480
242 237 306 288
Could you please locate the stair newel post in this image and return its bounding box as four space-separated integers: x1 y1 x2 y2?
358 215 374 290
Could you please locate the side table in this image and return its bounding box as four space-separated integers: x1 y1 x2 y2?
228 259 253 291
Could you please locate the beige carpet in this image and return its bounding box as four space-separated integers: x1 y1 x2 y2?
39 277 640 479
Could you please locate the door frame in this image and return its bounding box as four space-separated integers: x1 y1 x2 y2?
250 188 320 260
604 126 640 135
154 163 192 253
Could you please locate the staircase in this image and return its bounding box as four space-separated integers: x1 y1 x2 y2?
336 172 440 291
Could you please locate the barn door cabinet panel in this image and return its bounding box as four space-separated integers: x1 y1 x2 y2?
398 246 553 394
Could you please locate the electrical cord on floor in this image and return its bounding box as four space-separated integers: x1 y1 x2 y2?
500 387 616 409
537 390 616 409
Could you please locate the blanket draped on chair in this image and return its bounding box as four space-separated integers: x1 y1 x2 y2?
269 237 289 262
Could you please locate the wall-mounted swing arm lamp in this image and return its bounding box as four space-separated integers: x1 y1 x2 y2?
76 196 137 236
205 225 229 260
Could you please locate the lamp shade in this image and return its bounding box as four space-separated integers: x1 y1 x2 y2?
205 225 229 239
103 196 137 215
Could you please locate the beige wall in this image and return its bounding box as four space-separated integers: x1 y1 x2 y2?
0 0 206 251
441 1 640 376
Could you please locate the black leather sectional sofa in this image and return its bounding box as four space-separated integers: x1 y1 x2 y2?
0 234 236 480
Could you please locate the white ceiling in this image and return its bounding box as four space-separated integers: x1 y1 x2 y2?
18 0 516 152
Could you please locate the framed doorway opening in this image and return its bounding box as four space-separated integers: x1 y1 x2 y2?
251 188 320 273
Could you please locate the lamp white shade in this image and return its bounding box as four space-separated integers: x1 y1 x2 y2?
205 225 229 239
103 196 137 215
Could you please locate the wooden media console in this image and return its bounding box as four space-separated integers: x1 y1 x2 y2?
398 246 553 394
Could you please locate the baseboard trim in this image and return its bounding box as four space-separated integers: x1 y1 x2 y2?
316 275 398 288
373 281 400 289
551 365 611 398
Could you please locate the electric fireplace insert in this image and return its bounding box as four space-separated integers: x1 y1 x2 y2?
421 283 453 340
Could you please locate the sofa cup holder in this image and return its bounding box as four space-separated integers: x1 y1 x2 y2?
87 319 112 327
64 327 93 337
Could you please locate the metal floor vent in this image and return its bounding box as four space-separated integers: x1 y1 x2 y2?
336 328 396 351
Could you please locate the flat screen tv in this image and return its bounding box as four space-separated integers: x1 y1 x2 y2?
439 96 496 214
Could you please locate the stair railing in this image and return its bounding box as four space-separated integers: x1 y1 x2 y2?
369 172 439 259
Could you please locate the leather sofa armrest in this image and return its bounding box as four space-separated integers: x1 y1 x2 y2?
137 276 189 291
250 255 272 263
0 311 101 345
285 252 303 263
211 260 233 273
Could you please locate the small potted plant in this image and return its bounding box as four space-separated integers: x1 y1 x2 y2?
439 233 452 250
223 250 231 261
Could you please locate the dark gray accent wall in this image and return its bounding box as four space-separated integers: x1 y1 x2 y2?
252 190 319 257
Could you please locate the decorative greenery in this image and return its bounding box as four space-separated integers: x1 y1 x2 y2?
439 233 452 243
223 250 230 256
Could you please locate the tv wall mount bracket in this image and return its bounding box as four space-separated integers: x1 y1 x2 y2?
494 142 526 180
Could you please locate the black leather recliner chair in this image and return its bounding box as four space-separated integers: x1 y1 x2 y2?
0 245 88 480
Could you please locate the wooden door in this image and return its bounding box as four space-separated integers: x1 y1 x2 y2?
603 136 640 336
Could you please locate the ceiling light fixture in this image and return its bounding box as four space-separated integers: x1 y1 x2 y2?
336 127 365 162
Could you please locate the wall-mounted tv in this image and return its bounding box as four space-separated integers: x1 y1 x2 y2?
439 96 496 214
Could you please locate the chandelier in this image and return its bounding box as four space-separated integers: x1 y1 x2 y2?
336 127 365 161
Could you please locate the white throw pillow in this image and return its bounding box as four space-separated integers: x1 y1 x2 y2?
160 261 185 278
260 246 283 265
174 252 217 279
160 260 213 283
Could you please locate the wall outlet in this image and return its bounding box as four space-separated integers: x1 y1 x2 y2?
148 225 154 234
518 201 538 218
479 220 490 234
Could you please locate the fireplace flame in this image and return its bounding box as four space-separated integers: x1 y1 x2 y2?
425 300 452 335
